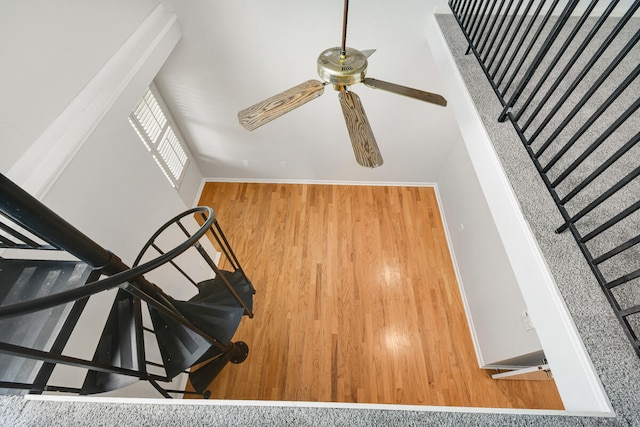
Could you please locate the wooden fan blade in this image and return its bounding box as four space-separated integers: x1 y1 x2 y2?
238 80 325 131
339 90 383 168
363 77 447 106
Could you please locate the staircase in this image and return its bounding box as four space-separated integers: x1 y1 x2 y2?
0 173 255 397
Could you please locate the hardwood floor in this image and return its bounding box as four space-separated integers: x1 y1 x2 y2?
190 182 563 409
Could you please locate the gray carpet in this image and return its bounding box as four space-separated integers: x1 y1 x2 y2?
2 9 639 427
0 396 625 427
451 7 640 330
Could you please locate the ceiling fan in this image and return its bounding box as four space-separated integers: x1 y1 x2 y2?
237 0 447 168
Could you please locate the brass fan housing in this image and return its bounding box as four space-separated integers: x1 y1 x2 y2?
317 47 368 86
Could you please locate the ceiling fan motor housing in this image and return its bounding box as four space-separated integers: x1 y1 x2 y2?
317 47 368 87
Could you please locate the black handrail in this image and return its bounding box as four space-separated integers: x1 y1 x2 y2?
133 207 254 317
0 173 127 274
0 207 214 319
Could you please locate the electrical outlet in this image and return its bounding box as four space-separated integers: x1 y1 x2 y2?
521 311 535 330
280 160 287 168
242 160 249 167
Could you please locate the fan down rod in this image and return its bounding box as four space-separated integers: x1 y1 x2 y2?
341 0 349 59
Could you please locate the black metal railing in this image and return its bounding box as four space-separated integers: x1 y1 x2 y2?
133 209 254 318
0 220 59 251
449 0 640 357
0 173 253 397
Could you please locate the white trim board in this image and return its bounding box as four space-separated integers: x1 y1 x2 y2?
193 177 440 206
201 177 440 186
24 394 614 419
193 177 441 207
7 4 181 199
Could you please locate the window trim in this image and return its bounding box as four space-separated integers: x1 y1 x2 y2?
128 83 190 189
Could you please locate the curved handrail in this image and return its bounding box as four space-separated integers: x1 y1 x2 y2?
135 208 254 318
132 206 214 267
0 207 215 319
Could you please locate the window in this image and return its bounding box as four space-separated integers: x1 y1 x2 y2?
129 85 189 188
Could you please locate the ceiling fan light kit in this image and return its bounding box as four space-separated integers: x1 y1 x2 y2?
237 0 447 168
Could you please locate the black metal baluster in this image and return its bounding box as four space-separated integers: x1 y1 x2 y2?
487 0 526 79
462 0 480 32
515 0 610 126
465 0 489 54
175 214 253 315
150 242 199 287
526 2 640 142
494 0 544 89
592 235 640 265
468 0 491 46
477 0 508 58
481 0 515 64
579 200 640 244
451 0 466 17
557 168 640 233
606 267 640 290
550 98 640 187
500 0 554 97
459 0 474 27
213 220 246 275
558 133 640 204
542 66 640 173
534 33 640 158
497 0 578 122
473 0 500 56
195 213 237 271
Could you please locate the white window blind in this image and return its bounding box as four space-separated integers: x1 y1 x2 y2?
129 86 189 188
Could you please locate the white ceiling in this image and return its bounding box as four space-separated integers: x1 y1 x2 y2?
155 0 460 183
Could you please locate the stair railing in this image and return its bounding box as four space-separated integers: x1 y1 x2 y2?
134 208 254 317
0 173 252 396
448 0 640 357
0 220 58 251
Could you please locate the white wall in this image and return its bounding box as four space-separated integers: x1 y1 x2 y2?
0 0 204 259
154 0 457 183
438 139 544 367
1 0 205 397
0 0 158 173
427 13 611 412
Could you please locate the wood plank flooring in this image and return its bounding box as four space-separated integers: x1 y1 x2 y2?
191 182 563 409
